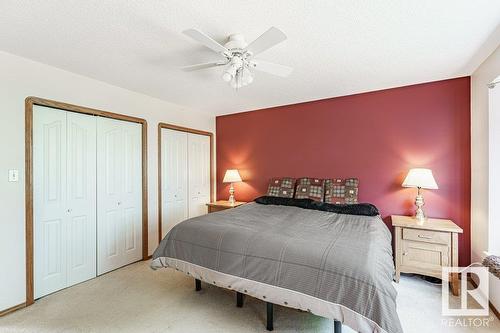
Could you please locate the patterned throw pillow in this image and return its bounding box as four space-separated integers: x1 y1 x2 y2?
294 178 325 202
324 178 359 204
267 177 296 198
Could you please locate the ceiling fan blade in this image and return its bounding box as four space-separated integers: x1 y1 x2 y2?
251 59 293 77
183 29 229 54
245 27 287 56
181 62 227 72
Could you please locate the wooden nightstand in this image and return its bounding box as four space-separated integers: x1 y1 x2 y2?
206 200 246 213
391 215 463 296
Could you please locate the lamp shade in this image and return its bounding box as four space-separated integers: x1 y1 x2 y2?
223 169 242 183
402 168 438 189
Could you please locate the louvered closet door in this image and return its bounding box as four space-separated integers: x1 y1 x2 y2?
188 133 210 218
161 129 188 237
34 106 97 299
97 117 142 275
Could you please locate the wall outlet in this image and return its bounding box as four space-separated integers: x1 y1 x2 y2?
8 169 19 182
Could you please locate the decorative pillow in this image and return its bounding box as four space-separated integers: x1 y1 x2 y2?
266 177 296 198
294 178 325 202
324 178 359 204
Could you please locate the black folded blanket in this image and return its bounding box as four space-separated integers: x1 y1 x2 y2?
254 196 380 216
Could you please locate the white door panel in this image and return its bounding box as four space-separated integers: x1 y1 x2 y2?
188 133 210 218
97 117 123 274
34 107 97 298
121 122 142 263
97 117 142 274
34 107 141 297
34 106 67 299
161 129 188 237
66 112 96 286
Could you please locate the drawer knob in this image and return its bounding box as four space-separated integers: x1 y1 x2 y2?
403 252 408 256
418 234 433 239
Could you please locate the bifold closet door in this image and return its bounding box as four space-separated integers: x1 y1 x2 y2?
161 128 188 238
34 106 97 299
97 117 142 275
188 133 211 218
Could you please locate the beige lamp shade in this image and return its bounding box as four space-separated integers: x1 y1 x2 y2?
223 169 242 183
402 168 438 189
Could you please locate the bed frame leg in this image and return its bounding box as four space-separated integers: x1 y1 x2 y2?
236 292 244 307
195 279 201 291
266 302 274 331
334 319 342 333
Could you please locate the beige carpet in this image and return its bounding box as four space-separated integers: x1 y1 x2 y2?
0 260 498 333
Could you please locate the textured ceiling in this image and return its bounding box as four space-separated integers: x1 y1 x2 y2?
1 0 499 115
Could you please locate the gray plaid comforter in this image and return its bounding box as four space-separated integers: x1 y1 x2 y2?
152 202 402 333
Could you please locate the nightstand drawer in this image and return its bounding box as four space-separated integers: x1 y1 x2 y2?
208 205 229 213
402 228 450 246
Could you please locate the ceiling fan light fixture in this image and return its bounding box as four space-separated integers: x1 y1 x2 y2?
182 27 292 89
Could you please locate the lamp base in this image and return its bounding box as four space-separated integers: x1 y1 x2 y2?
414 187 425 221
228 183 235 205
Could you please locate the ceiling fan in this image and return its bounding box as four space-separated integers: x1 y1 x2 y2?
181 27 293 89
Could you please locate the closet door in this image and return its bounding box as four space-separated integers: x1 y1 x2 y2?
188 133 211 218
66 112 97 286
97 117 142 274
161 129 188 237
34 106 68 299
121 121 143 264
34 107 97 299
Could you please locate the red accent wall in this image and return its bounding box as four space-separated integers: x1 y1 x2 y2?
216 77 471 266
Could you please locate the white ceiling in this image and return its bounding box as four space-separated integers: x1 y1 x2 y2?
1 1 499 115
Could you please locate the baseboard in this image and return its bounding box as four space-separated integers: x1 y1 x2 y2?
492 303 500 320
0 303 26 317
469 277 500 320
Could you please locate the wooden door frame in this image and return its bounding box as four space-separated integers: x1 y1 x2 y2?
25 96 149 306
157 123 214 243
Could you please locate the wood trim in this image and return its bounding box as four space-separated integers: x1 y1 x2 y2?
26 96 147 123
141 121 148 260
0 303 26 317
157 122 214 243
25 98 34 306
24 96 149 307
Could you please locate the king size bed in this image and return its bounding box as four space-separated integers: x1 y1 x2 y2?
151 194 403 333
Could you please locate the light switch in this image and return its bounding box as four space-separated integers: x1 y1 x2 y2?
8 169 19 182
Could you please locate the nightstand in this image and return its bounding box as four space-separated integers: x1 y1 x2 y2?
206 200 246 213
391 215 463 296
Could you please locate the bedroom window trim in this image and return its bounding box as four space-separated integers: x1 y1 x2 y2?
489 76 500 256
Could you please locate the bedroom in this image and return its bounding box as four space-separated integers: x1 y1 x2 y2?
0 1 499 332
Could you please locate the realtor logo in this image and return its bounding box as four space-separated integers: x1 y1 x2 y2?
442 265 489 316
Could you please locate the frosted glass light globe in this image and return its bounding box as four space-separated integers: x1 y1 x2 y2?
222 72 232 82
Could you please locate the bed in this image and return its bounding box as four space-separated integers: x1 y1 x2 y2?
151 196 403 333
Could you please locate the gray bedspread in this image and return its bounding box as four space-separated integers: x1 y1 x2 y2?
152 202 402 333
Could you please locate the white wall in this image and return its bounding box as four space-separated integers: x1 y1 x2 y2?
471 45 500 264
0 51 215 312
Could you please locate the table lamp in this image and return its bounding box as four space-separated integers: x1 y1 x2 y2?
223 169 242 205
402 168 438 220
